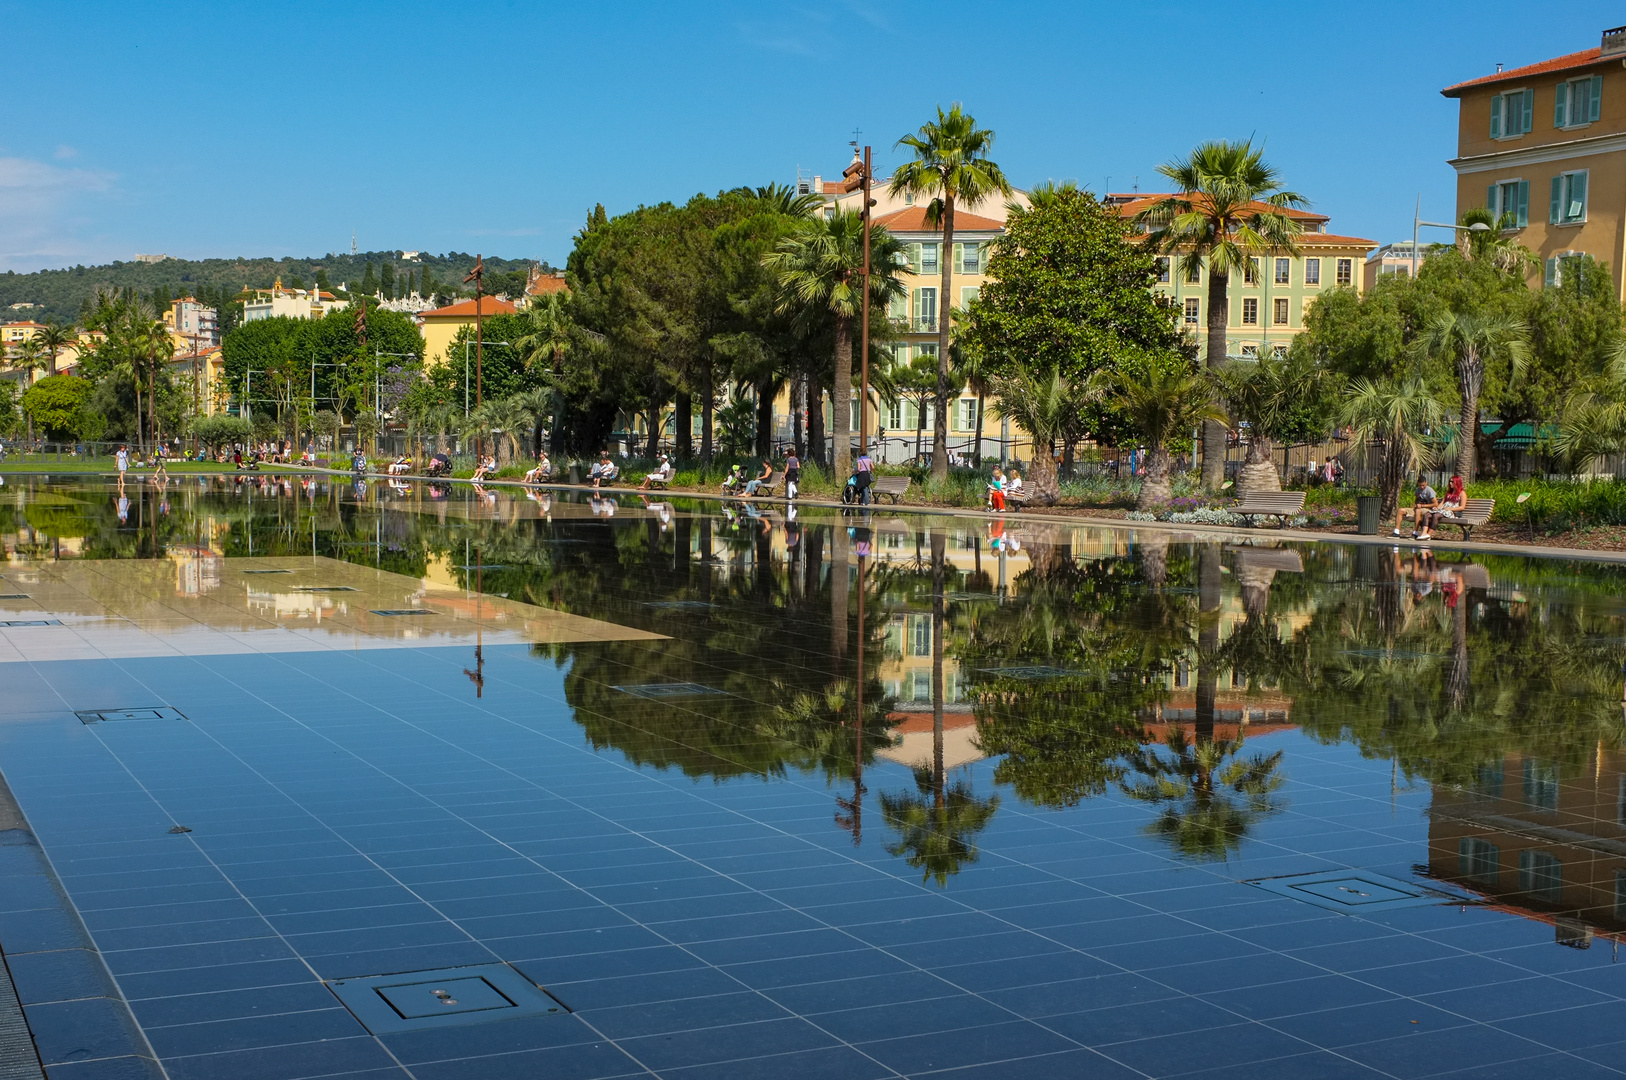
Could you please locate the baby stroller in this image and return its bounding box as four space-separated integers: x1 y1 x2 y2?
425 453 453 478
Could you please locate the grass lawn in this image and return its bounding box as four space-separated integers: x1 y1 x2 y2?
0 457 243 474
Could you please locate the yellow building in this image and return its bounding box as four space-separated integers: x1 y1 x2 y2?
1443 25 1626 296
416 296 518 368
166 346 227 416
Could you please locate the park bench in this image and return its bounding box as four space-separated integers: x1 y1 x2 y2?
1432 497 1495 541
1231 490 1306 527
1005 488 1029 512
750 480 778 498
870 476 911 504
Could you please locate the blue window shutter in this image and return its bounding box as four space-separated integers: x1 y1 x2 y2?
1551 175 1564 223
1545 257 1557 286
1490 94 1502 138
1591 75 1603 121
1555 83 1569 127
1570 172 1587 221
1516 181 1529 226
1488 184 1499 217
1521 89 1534 133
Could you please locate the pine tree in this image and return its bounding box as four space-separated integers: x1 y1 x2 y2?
380 262 395 299
314 269 331 293
420 266 436 302
360 262 377 297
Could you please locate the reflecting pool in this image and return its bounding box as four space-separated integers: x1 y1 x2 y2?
3 475 1626 1079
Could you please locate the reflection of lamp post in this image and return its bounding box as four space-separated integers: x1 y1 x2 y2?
1412 196 1492 278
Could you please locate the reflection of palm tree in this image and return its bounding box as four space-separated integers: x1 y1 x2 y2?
880 770 999 886
1123 727 1285 860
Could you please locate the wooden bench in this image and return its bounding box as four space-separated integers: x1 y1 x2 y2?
643 474 671 490
750 481 777 498
1431 498 1494 541
1231 490 1306 526
870 476 911 504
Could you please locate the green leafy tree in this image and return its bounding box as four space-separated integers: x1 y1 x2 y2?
380 262 395 300
889 104 1012 481
20 374 92 440
1135 141 1306 489
1108 354 1227 510
1216 350 1342 494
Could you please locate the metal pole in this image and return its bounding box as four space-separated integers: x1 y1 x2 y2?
860 145 872 461
1412 194 1421 280
464 340 470 417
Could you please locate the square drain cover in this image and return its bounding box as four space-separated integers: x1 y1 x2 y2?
371 609 433 617
327 964 563 1034
76 707 187 725
1 620 62 627
615 682 723 699
1249 869 1461 913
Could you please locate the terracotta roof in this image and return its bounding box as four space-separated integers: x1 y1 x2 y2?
1304 232 1378 248
872 206 1005 232
525 275 569 297
1111 194 1328 223
1441 48 1604 97
821 181 843 195
420 296 518 319
3 321 46 329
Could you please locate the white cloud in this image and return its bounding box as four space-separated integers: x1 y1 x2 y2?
53 145 77 160
0 156 117 270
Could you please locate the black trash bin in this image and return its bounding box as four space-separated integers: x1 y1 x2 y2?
1357 495 1382 535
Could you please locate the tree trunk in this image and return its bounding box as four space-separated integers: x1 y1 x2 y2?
1196 545 1222 745
755 378 774 458
1202 269 1230 490
933 199 954 482
915 402 925 462
832 315 853 481
1027 435 1059 505
1236 436 1281 498
1137 446 1173 511
675 392 692 460
701 370 714 463
645 394 660 458
807 369 827 469
831 519 849 660
1456 353 1482 481
791 376 805 460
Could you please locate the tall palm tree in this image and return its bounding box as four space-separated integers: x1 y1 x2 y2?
1108 357 1227 510
11 339 48 386
764 212 907 481
1340 376 1446 521
515 291 576 373
1413 310 1530 480
511 387 554 459
731 182 823 220
34 322 76 377
1135 141 1307 490
890 104 1012 482
989 366 1078 505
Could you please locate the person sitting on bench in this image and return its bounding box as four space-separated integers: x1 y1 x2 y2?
640 454 674 490
745 459 774 496
1422 475 1465 540
590 452 617 492
1006 470 1025 502
1393 475 1439 540
524 453 552 485
986 466 1007 512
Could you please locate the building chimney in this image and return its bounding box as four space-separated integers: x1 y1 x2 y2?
1602 25 1626 57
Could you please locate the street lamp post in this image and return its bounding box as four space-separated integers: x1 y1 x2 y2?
841 144 876 460
464 341 512 416
1412 194 1492 278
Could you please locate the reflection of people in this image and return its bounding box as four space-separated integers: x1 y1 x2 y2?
116 493 129 523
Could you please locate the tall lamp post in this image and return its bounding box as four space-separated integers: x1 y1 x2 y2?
1412 196 1492 278
840 144 875 459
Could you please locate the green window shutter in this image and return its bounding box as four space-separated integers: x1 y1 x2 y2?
1544 257 1557 286
1591 75 1603 121
1551 175 1564 223
1555 83 1569 127
1488 183 1499 217
1569 171 1587 221
1490 94 1502 138
1521 88 1534 133
1516 181 1529 227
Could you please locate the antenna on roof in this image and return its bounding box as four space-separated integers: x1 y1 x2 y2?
1133 175 1138 193
1495 62 1503 73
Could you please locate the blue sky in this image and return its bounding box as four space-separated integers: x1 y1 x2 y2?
1 0 1619 272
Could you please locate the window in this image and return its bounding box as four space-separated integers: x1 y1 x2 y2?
913 287 937 331
909 615 930 656
1519 850 1562 902
1545 252 1585 287
1335 259 1353 286
1273 298 1289 325
919 242 939 275
1155 256 1170 284
1274 258 1291 285
1460 838 1500 884
1555 74 1603 128
959 398 978 430
1549 170 1588 225
1242 298 1258 324
888 292 908 322
1304 258 1321 286
1239 344 1258 359
1243 258 1258 285
953 242 983 274
887 400 903 430
1184 297 1199 324
959 286 980 308
1185 259 1201 284
1476 763 1504 797
1523 759 1559 811
1271 343 1289 358
1490 88 1533 138
1488 179 1530 227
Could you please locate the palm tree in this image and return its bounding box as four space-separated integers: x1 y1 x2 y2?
989 366 1078 506
731 182 823 220
1121 727 1286 861
10 339 48 386
1135 141 1307 490
1109 357 1228 511
515 291 575 373
1458 206 1538 275
764 212 907 481
469 395 530 468
1215 350 1341 496
511 387 554 460
1413 310 1530 480
890 104 1012 482
1340 376 1447 521
34 322 76 377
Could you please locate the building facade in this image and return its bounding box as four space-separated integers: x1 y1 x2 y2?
241 280 350 323
1109 195 1375 361
417 296 518 369
1443 26 1626 295
1363 241 1439 290
163 297 220 350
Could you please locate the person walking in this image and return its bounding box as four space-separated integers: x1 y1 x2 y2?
853 448 874 506
115 444 129 488
783 450 800 501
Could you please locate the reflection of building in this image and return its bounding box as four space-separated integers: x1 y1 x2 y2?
169 546 222 597
1429 749 1626 947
